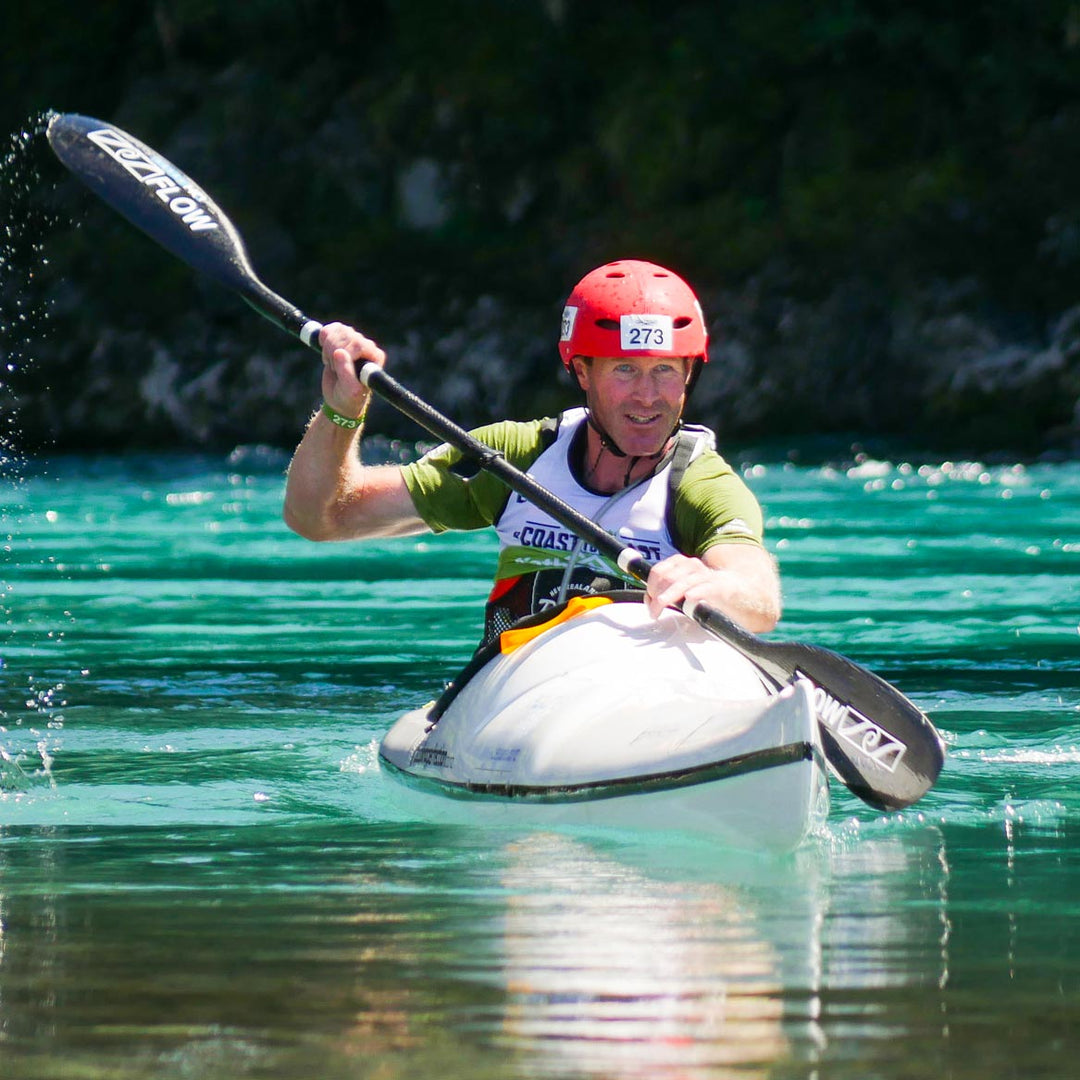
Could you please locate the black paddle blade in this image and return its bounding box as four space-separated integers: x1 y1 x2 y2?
46 112 256 289
773 643 943 810
694 606 944 810
45 112 308 338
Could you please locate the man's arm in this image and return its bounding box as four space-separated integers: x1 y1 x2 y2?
283 323 429 541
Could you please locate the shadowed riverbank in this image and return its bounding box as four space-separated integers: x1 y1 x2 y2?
2 4 1079 459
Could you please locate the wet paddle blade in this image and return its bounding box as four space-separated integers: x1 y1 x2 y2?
693 607 945 810
46 112 310 339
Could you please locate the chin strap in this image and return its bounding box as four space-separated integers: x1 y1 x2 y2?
585 411 681 487
585 411 629 458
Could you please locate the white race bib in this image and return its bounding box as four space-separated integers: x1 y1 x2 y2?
620 313 674 352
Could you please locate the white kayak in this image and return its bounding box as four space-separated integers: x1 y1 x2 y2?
379 597 830 852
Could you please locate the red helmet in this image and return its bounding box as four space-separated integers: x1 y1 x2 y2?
558 259 708 368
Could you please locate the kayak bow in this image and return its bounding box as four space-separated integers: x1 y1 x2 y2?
380 599 830 851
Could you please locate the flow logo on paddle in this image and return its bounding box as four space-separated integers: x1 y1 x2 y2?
85 128 219 233
802 677 907 772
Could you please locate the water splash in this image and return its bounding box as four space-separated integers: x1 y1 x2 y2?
1 113 69 792
0 672 63 794
0 111 66 474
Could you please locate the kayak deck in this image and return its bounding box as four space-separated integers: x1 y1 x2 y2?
379 600 830 851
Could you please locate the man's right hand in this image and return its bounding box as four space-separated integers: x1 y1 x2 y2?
318 322 386 422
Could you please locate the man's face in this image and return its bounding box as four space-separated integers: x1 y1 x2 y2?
572 356 691 457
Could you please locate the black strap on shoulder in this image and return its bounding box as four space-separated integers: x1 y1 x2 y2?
664 428 701 554
491 415 561 526
538 415 560 445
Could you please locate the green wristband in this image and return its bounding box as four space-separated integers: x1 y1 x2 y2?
321 401 368 430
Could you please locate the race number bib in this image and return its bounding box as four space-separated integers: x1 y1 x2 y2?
620 313 674 351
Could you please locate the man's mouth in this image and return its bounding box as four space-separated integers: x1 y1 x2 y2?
626 412 662 426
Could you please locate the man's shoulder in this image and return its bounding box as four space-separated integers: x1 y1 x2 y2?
471 416 552 439
669 441 763 549
677 441 738 485
469 417 559 464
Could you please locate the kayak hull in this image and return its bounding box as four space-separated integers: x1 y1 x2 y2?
379 602 830 851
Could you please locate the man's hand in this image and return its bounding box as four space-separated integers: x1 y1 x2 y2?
644 546 781 633
318 322 386 420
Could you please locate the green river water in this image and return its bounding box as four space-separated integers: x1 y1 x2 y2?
2 447 1078 1079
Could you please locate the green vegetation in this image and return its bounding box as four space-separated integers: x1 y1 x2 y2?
3 1 1079 454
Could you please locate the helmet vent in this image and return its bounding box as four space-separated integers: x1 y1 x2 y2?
595 318 619 330
673 317 692 328
605 272 626 279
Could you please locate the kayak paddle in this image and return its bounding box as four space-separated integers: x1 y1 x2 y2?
45 111 945 811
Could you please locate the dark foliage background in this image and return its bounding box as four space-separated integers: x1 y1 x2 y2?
3 0 1079 457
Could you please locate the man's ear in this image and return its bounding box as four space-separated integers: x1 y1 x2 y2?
570 356 591 390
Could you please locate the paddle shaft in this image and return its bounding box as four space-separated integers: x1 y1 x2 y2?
46 111 945 810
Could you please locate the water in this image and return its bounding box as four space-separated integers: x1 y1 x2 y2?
2 448 1079 1078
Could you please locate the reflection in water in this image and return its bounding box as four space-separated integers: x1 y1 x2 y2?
484 827 954 1079
0 822 958 1079
821 824 952 994
491 833 816 1078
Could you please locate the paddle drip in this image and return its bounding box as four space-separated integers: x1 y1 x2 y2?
0 114 66 472
0 114 72 792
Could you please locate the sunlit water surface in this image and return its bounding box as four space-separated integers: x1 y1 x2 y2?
2 448 1078 1079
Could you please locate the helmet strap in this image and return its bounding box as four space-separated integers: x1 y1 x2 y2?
584 410 682 488
586 411 628 458
684 357 705 398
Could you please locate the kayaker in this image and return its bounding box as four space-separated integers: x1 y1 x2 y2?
284 259 781 640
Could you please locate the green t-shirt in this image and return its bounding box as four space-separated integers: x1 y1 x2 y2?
401 418 764 557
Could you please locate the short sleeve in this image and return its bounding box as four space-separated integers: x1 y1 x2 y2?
402 419 551 533
672 450 765 556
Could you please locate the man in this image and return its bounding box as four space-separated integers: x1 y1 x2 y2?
284 259 780 641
